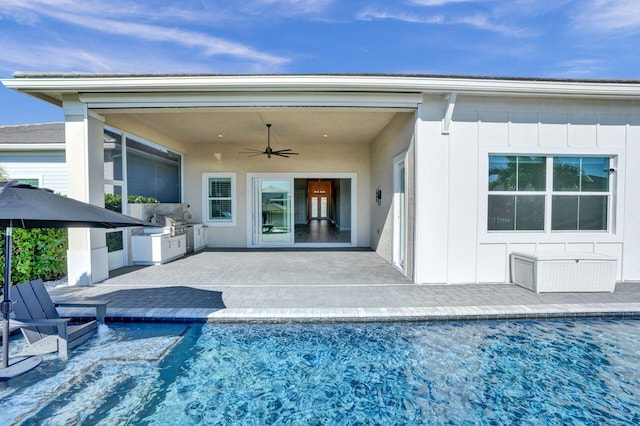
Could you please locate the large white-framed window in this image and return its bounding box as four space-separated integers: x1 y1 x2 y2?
488 155 613 233
203 172 236 226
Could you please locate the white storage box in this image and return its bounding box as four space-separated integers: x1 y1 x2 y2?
510 252 617 293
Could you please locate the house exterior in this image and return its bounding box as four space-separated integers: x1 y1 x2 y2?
2 73 640 287
0 122 67 193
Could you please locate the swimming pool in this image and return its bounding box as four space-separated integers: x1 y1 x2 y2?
1 318 639 424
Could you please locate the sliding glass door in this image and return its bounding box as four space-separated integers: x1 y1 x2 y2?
253 178 293 245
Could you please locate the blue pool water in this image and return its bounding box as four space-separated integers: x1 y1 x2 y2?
1 318 639 424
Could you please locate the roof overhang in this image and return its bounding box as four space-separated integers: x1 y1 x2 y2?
3 74 640 107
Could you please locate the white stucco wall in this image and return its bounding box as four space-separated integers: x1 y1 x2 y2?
370 113 415 266
183 140 372 247
415 94 640 284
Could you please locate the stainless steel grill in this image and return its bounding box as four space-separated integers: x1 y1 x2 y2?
150 214 188 236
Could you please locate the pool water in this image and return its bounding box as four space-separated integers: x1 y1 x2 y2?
1 318 639 425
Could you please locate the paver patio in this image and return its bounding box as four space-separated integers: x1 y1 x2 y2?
49 249 640 323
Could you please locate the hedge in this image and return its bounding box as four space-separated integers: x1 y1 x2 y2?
0 194 157 290
0 227 68 287
104 194 158 212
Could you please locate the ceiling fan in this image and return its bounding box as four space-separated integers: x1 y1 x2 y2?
241 123 299 159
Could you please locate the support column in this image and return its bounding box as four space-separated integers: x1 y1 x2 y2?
64 96 108 286
413 95 450 284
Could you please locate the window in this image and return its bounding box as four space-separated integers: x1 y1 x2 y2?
203 173 236 226
127 136 182 203
16 178 40 187
106 231 124 253
551 157 609 231
488 156 545 231
488 155 612 232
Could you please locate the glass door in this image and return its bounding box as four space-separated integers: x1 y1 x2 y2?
257 178 293 245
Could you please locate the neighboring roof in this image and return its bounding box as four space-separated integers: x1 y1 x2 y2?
0 122 64 144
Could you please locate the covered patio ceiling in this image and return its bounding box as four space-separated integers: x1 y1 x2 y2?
96 107 413 146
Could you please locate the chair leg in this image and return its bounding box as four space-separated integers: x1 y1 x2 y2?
57 323 68 360
96 305 106 324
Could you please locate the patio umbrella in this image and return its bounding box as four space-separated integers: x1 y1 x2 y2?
0 181 150 379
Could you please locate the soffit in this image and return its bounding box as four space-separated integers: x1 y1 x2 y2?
100 108 404 145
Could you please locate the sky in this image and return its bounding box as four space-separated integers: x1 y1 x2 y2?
1 0 640 125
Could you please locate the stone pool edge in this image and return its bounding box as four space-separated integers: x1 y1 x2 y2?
58 303 640 324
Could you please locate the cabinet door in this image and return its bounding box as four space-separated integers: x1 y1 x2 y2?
160 236 172 263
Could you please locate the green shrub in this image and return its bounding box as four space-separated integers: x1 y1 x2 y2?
104 194 158 212
0 194 158 290
0 228 68 288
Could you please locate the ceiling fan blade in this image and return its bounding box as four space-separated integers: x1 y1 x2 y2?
241 124 300 159
239 148 265 154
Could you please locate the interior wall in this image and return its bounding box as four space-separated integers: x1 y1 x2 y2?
369 112 415 266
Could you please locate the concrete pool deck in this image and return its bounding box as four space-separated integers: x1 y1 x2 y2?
49 250 640 323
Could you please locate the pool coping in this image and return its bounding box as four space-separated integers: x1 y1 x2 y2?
61 302 640 324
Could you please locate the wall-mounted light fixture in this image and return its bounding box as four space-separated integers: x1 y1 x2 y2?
375 188 382 205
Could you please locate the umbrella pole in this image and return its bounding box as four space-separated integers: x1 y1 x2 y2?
2 226 12 369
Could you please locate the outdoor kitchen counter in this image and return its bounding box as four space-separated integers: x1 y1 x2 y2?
131 231 187 265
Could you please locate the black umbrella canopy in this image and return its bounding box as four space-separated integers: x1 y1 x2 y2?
0 181 150 228
1 181 150 376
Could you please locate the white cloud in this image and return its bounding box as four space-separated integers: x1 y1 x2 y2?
0 37 278 75
244 0 335 15
0 0 289 69
573 0 640 34
49 10 287 66
357 7 529 37
410 0 474 6
454 13 533 37
553 59 606 78
357 8 443 24
0 41 114 73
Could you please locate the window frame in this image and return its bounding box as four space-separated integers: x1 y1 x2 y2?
485 153 617 236
13 177 41 187
549 156 612 232
487 155 547 232
202 172 237 227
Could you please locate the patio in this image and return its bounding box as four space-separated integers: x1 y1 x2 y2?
49 249 640 323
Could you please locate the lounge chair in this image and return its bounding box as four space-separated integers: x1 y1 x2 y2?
10 279 107 359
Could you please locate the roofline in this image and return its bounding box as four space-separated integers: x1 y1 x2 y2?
0 143 65 151
0 121 64 129
3 73 640 104
10 72 640 84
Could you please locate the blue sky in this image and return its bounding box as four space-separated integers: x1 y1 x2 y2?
1 0 639 125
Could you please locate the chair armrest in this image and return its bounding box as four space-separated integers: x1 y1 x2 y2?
12 318 71 327
54 301 108 323
12 318 71 338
